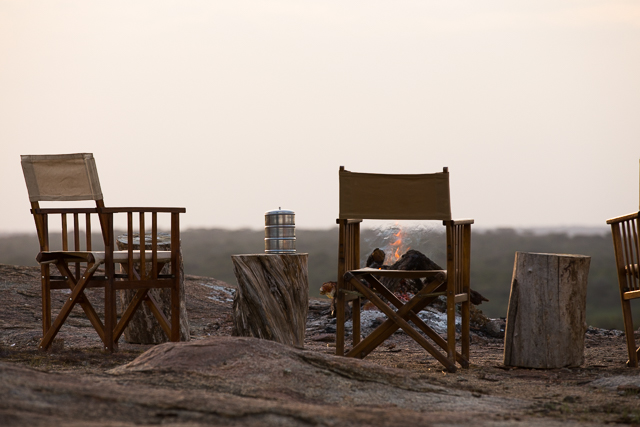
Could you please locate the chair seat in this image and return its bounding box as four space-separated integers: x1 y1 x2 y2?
348 268 468 303
37 250 173 264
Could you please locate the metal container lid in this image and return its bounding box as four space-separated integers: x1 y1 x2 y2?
265 208 295 226
265 208 295 216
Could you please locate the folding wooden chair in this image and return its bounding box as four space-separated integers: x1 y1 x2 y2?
21 153 185 352
607 213 640 367
335 166 473 372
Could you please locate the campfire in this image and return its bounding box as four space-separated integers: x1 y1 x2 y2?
364 223 489 307
364 222 444 294
373 221 414 263
321 223 488 319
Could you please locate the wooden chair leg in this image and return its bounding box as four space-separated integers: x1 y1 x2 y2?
622 299 638 367
104 264 117 353
352 296 360 347
461 300 470 367
446 288 456 364
336 288 346 356
171 278 180 342
41 264 51 335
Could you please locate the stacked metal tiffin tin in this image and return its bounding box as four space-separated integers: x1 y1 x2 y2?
264 209 296 254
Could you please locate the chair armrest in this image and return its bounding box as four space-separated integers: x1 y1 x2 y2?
98 207 186 214
336 218 363 224
32 208 99 214
36 251 97 264
606 212 639 225
445 218 474 225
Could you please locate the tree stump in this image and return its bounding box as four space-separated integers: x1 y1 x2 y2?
231 253 308 348
503 252 590 368
116 233 190 344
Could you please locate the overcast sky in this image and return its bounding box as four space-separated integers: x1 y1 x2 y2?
1 1 639 233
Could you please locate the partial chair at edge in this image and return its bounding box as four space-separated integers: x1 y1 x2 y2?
607 211 640 367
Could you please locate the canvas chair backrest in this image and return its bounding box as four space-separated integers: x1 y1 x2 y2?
21 153 103 202
338 168 451 221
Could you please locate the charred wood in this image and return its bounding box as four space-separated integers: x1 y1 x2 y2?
366 248 489 305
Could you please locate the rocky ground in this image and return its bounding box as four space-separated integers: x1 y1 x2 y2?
1 263 639 426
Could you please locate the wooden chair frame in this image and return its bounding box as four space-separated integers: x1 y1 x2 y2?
335 167 473 373
22 154 185 352
607 211 640 367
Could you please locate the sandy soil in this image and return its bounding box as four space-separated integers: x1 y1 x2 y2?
1 263 639 426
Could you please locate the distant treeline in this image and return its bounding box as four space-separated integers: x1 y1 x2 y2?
0 227 635 330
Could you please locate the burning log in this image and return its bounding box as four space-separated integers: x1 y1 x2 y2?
366 248 488 305
369 248 441 294
365 248 386 268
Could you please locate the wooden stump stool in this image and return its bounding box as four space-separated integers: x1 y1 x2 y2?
116 233 190 344
231 253 308 348
504 252 590 368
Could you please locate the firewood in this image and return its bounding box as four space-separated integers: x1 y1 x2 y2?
366 248 386 268
381 249 440 294
366 248 489 305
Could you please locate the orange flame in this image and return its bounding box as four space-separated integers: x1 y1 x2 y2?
389 226 410 261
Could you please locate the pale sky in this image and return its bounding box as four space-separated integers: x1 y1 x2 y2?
1 0 639 233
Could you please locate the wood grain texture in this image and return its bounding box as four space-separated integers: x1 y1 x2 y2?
504 252 590 368
231 254 308 348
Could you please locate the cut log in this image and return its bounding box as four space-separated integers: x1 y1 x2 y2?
231 253 308 348
503 252 590 369
116 233 190 344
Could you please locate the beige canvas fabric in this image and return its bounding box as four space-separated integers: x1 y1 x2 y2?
339 169 452 220
21 153 103 202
